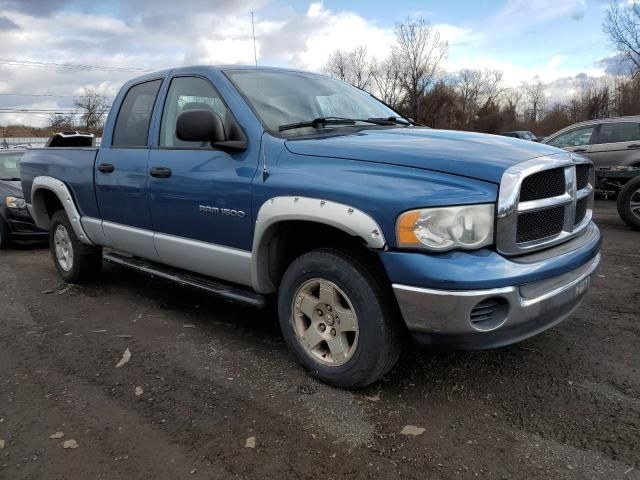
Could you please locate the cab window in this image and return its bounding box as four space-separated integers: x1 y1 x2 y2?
112 80 162 147
547 125 595 148
159 76 229 148
595 122 640 144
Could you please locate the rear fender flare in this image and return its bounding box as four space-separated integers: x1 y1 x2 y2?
30 176 94 245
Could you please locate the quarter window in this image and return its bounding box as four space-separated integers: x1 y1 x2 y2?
547 126 595 148
595 122 640 144
112 80 162 147
160 76 229 148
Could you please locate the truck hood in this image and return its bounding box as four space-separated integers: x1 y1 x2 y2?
285 128 564 184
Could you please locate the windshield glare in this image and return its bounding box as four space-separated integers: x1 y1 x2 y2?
226 70 402 134
0 153 23 179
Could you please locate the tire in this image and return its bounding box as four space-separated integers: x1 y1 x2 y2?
616 176 640 230
0 218 10 249
278 248 404 388
49 210 103 283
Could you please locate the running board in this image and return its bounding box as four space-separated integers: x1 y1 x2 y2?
103 252 266 308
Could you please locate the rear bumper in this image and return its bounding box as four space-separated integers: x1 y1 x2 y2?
382 222 602 349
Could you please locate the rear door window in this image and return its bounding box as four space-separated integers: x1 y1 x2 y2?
595 122 640 145
112 79 162 147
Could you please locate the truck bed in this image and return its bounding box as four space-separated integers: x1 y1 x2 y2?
20 147 100 218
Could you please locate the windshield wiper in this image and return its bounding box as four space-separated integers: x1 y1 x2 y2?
367 116 411 126
278 116 405 132
0 177 20 181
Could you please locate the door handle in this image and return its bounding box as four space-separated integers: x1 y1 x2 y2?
149 166 172 178
573 148 588 153
97 163 115 173
627 144 640 149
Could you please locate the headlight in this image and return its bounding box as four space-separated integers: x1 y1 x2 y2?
5 196 27 210
396 204 494 252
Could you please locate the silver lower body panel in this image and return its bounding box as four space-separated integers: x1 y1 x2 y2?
393 253 601 349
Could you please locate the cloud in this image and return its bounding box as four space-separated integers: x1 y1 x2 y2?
492 0 588 32
0 0 66 17
0 0 615 127
595 53 635 75
0 15 20 30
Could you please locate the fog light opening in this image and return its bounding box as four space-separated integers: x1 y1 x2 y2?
469 297 509 332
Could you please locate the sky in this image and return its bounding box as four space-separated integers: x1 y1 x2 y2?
0 0 622 127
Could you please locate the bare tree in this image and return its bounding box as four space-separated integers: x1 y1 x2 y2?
502 87 523 113
48 114 75 132
603 0 640 75
325 50 350 82
324 46 374 90
73 89 110 133
525 80 546 122
453 69 503 127
370 53 403 108
393 18 448 121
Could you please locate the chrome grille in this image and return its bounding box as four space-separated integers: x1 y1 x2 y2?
517 206 565 243
497 155 594 256
519 168 565 201
576 164 590 190
575 197 588 226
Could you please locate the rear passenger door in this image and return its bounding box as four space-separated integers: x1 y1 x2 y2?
589 121 640 168
95 79 163 260
147 75 257 284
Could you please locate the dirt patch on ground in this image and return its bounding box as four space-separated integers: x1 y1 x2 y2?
0 200 638 479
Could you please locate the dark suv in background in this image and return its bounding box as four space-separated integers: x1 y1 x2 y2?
0 149 47 248
543 116 640 168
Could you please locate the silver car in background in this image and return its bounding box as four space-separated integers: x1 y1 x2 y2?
543 116 640 168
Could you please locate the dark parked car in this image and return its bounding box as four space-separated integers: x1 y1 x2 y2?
0 150 47 248
500 131 540 142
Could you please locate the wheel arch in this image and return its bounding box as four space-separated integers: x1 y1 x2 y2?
30 176 94 245
251 196 387 293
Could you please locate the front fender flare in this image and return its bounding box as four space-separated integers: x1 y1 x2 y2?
251 196 386 293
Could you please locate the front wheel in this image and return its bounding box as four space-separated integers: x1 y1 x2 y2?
49 210 103 283
617 176 640 230
278 248 403 388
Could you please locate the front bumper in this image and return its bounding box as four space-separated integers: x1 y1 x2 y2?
383 222 602 349
5 209 48 242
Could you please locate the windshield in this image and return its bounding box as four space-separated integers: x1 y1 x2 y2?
0 152 23 180
225 70 404 135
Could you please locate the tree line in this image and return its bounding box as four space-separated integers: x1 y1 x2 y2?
325 1 640 136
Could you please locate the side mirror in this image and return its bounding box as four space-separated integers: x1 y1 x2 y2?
176 109 226 144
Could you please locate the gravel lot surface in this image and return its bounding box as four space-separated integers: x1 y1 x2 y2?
0 200 638 479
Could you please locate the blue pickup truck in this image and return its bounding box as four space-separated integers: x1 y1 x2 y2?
20 66 601 387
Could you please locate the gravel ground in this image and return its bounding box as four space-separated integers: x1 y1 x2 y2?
0 200 638 480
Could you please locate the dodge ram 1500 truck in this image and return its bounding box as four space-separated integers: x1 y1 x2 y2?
20 66 601 388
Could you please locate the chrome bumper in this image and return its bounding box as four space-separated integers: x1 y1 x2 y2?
393 253 601 349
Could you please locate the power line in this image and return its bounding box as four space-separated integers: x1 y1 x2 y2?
0 58 152 72
0 93 114 99
0 109 109 115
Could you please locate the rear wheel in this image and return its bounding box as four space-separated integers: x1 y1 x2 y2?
0 218 10 249
617 176 640 230
278 248 403 388
49 210 103 283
